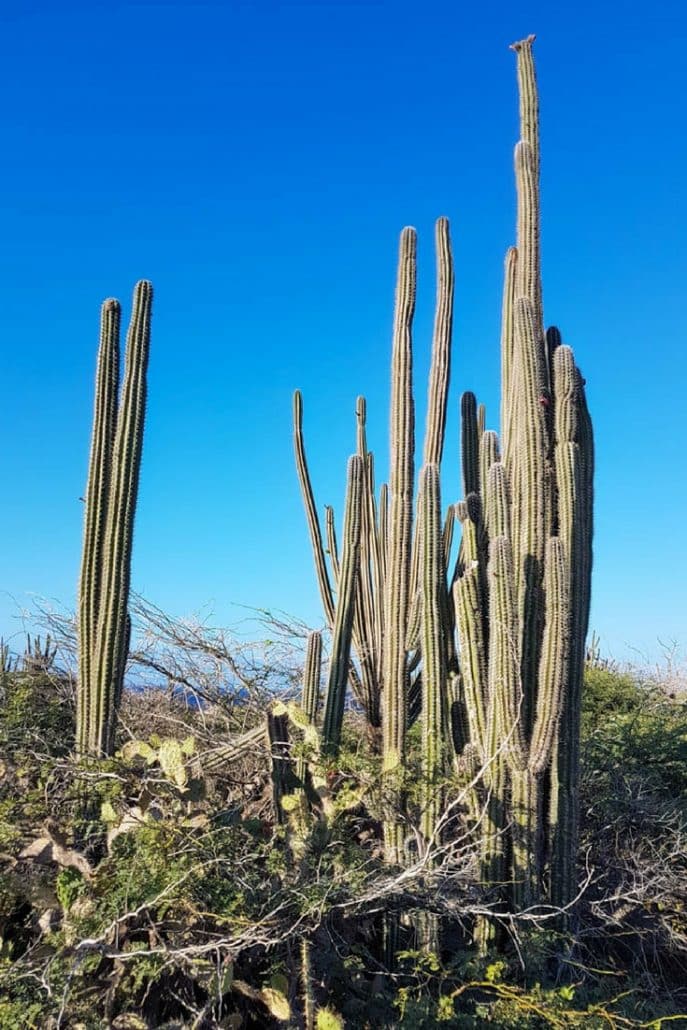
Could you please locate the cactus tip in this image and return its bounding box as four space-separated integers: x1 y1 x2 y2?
509 34 536 52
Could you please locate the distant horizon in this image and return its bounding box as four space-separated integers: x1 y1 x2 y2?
2 2 686 664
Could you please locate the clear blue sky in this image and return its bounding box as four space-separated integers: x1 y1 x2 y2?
2 1 686 662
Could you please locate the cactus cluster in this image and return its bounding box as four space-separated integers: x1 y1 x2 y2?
294 36 593 918
76 281 153 757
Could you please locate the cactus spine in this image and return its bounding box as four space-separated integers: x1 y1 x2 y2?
77 280 152 757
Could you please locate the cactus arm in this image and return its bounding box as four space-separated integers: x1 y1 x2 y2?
322 456 363 751
382 227 416 863
355 395 367 455
77 298 120 755
267 708 291 825
353 400 381 727
511 296 551 733
550 346 594 909
513 139 542 331
485 462 511 542
202 723 267 774
325 506 340 583
422 217 454 468
366 452 385 695
511 35 540 178
301 938 315 1030
487 534 535 909
453 569 488 757
479 430 500 506
410 218 454 612
294 629 323 809
529 537 569 775
477 402 486 440
378 482 389 580
302 630 322 724
511 35 542 328
487 536 527 771
419 464 447 848
324 505 371 717
460 392 480 498
442 504 455 568
293 390 336 627
501 247 518 466
546 325 562 374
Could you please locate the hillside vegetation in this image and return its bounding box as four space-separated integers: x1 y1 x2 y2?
0 634 685 1027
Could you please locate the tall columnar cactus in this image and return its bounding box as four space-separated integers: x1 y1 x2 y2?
293 36 592 924
77 280 153 758
452 36 593 912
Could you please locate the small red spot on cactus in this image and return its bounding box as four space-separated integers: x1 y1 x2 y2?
539 394 550 408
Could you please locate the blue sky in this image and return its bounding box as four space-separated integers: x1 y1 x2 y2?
1 1 686 662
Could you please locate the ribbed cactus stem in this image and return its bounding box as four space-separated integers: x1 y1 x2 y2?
325 506 340 582
267 708 291 825
550 346 594 911
418 468 447 964
461 392 479 498
77 298 120 756
293 391 336 627
302 630 322 725
477 403 486 439
322 455 363 751
488 536 526 771
422 217 454 467
501 247 518 467
89 280 152 756
419 464 447 851
529 537 569 775
77 282 152 758
382 227 416 864
453 569 487 757
511 34 542 328
486 462 511 541
511 36 540 178
479 430 500 506
512 296 550 734
514 141 542 330
442 504 455 566
301 938 315 1030
352 398 382 729
294 392 369 715
517 538 569 903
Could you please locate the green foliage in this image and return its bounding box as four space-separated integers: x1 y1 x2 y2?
0 669 74 759
0 662 685 1026
55 867 86 911
582 665 687 799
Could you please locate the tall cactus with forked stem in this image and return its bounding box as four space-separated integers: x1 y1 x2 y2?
77 280 153 758
295 219 455 866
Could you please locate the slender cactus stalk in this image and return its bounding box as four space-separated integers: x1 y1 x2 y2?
419 464 447 850
322 456 363 751
381 227 416 863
